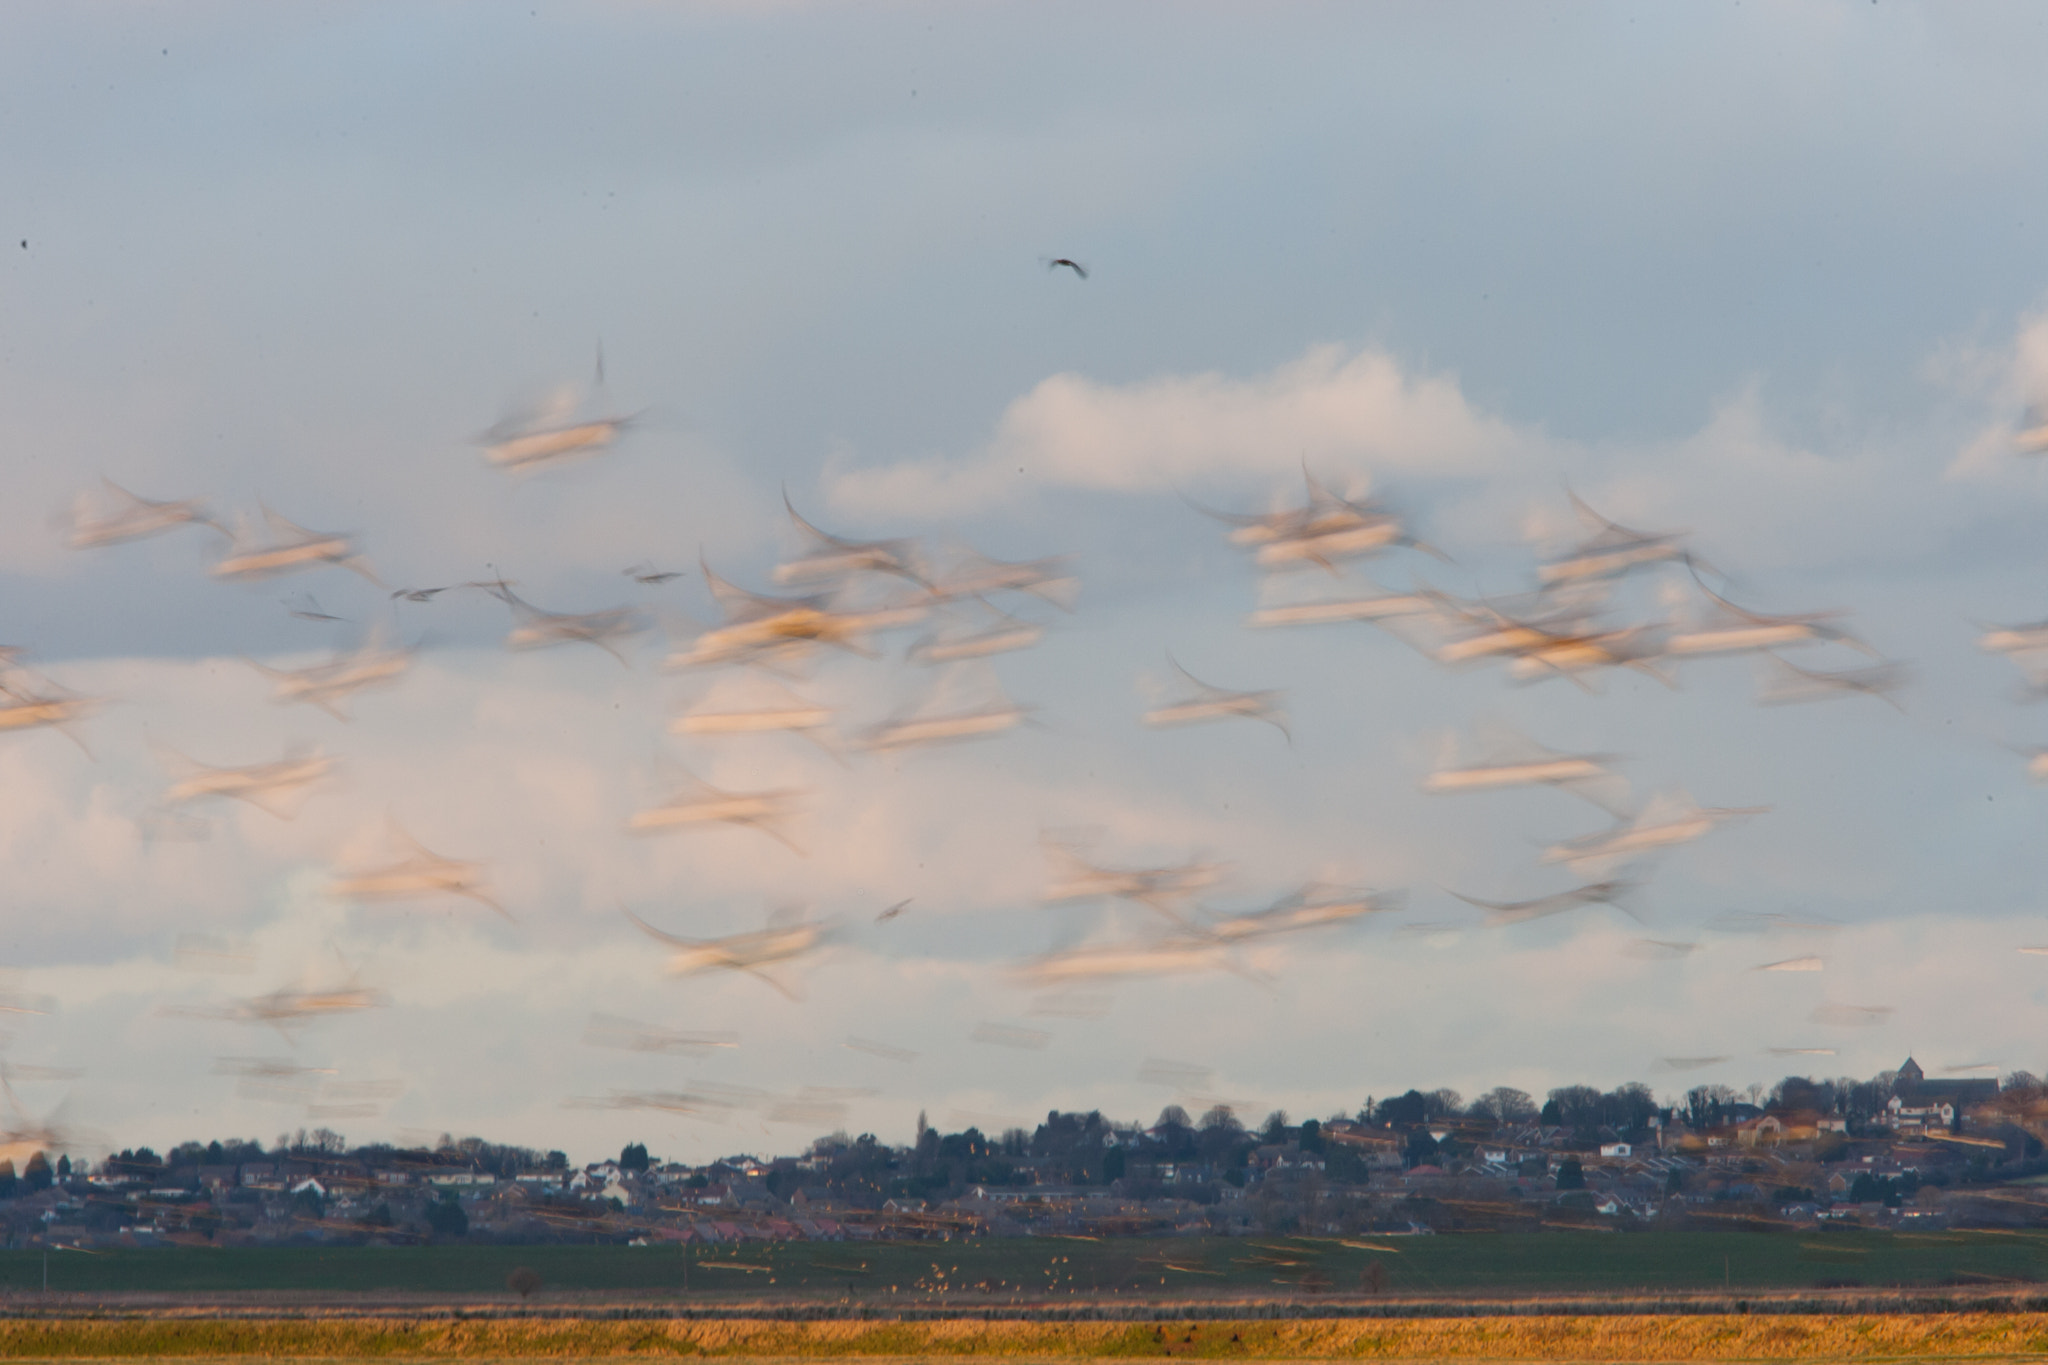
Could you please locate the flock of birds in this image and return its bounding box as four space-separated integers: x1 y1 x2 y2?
6 313 2048 1150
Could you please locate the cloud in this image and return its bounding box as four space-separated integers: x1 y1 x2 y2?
826 345 1542 519
1944 307 2048 479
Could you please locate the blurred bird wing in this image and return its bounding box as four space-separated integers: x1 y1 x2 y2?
1631 789 1701 830
258 503 321 545
1464 717 1567 767
624 908 700 950
700 557 823 621
1563 488 1673 552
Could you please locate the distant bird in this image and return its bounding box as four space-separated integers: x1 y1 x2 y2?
1140 655 1289 741
1046 258 1088 279
390 587 448 603
64 478 221 550
248 630 411 719
623 563 684 586
214 505 378 586
329 822 507 919
875 899 911 924
283 594 345 623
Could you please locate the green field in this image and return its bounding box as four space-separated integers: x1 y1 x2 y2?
2 1231 2045 1300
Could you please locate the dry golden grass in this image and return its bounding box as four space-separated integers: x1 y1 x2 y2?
2 1315 2048 1361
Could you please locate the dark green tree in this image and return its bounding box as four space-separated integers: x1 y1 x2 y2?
619 1142 650 1173
1556 1158 1585 1190
425 1190 469 1238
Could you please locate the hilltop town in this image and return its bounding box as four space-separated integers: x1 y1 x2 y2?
7 1059 2046 1251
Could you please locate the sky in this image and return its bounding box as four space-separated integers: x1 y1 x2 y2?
3 1 2048 1164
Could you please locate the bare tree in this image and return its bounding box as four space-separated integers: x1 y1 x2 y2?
1471 1087 1536 1126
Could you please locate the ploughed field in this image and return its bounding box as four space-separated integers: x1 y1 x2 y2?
0 1231 2043 1301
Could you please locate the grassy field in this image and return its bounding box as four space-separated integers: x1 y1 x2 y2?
0 1231 2044 1300
3 1314 2048 1359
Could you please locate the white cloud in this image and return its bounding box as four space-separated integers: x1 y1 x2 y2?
1944 308 2048 480
826 345 1541 518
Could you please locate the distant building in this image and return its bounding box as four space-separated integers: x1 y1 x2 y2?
1885 1057 1998 1135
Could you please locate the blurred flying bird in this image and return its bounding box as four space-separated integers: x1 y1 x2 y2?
1665 576 1873 659
582 1014 738 1054
329 823 506 919
1137 1058 1214 1091
1201 884 1399 941
926 548 1079 610
1195 467 1441 572
672 679 837 754
474 577 647 665
627 769 806 853
1707 910 1843 936
1542 790 1767 874
1756 654 1911 711
0 987 56 1017
0 666 99 755
1040 835 1225 928
389 586 449 603
1766 1047 1838 1057
860 663 1032 752
1448 879 1637 927
1977 617 2048 696
0 1074 90 1171
1811 1002 1893 1027
1140 656 1288 740
478 350 635 474
213 505 378 585
1656 1056 1731 1072
1429 587 1612 666
1246 581 1434 629
168 972 388 1042
907 604 1047 664
1537 490 1695 586
1503 623 1673 690
874 899 911 923
1624 939 1702 959
624 907 829 999
971 1022 1051 1050
773 494 925 587
669 561 888 670
845 1036 917 1062
283 594 346 623
64 478 220 549
1757 956 1825 972
623 563 684 585
1424 722 1630 813
247 631 411 719
1015 940 1237 988
156 743 333 819
1046 258 1088 279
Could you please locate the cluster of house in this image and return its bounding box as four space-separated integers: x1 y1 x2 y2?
6 1060 2040 1250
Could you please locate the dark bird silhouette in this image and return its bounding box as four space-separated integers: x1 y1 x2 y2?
622 563 684 586
1047 258 1088 280
283 594 345 623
